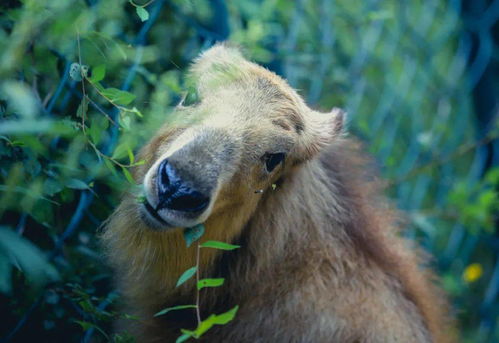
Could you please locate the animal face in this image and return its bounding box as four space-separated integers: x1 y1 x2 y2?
136 45 344 230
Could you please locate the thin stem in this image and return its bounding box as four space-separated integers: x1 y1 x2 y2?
129 0 156 8
76 30 86 130
75 31 141 170
84 77 131 113
86 96 117 126
389 129 499 186
195 244 201 325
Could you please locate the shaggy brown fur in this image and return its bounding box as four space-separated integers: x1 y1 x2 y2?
102 44 454 342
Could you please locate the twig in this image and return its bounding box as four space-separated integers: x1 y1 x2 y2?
76 30 87 132
75 30 141 169
86 96 118 126
388 130 499 186
195 244 201 325
129 0 156 7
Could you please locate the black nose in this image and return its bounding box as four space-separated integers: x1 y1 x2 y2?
155 159 210 213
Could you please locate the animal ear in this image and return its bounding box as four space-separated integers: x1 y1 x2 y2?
296 107 346 160
329 107 346 136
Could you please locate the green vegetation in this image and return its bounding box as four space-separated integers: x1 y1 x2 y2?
155 226 240 342
0 0 498 342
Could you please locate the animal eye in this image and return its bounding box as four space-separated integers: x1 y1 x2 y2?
264 152 286 173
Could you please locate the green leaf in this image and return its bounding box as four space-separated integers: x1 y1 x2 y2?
154 304 197 317
183 224 205 247
74 320 94 331
128 106 143 117
66 178 90 190
191 306 239 338
176 266 197 287
127 147 135 164
112 142 130 160
136 6 149 22
122 167 135 184
1 81 38 117
200 240 240 250
88 116 109 144
197 278 224 290
120 115 131 131
76 96 89 118
90 64 106 83
101 88 136 106
176 332 193 343
0 119 55 134
0 227 59 293
210 305 239 325
122 106 143 117
104 158 118 177
43 178 63 196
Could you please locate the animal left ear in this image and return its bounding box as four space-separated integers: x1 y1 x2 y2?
297 107 346 160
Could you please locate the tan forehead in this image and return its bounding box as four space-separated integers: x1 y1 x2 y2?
191 52 305 134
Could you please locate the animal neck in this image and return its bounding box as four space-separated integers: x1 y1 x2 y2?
232 155 359 281
222 140 403 295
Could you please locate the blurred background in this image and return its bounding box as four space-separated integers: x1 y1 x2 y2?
0 0 498 342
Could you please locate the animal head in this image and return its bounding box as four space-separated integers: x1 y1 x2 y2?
135 44 345 230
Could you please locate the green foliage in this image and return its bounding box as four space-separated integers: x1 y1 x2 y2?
0 226 59 293
67 284 136 341
180 305 239 340
183 224 205 248
167 226 242 340
200 240 241 250
100 88 136 106
175 266 197 288
448 169 499 234
197 278 224 290
135 7 149 22
154 304 197 317
89 64 106 83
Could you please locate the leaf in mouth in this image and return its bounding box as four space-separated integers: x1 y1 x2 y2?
183 224 205 247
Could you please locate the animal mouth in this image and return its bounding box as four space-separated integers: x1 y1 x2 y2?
141 199 173 228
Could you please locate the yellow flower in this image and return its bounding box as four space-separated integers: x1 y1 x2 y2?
463 263 483 283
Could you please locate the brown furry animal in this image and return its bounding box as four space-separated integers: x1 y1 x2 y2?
102 44 454 342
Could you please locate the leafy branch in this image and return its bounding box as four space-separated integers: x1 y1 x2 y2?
128 0 156 22
71 32 145 180
155 224 240 342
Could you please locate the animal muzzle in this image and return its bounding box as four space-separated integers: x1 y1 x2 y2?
155 158 210 213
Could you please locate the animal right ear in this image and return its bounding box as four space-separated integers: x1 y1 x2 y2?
329 107 346 136
296 107 347 160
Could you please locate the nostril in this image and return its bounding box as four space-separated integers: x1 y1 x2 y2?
155 159 210 213
156 159 171 196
